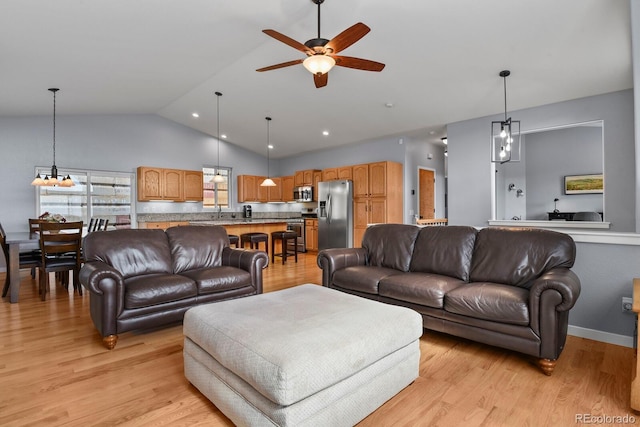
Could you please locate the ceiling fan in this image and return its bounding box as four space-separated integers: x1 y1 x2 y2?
256 0 385 88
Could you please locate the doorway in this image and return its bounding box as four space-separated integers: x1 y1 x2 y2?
418 167 435 219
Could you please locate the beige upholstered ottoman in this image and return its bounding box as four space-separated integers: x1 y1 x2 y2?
183 284 422 426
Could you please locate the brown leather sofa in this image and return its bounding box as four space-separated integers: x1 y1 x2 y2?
317 224 581 375
80 225 268 350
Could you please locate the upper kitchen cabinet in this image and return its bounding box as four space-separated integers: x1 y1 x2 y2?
267 177 283 202
282 176 295 202
322 166 352 181
183 170 203 202
313 170 322 201
238 175 258 202
137 166 184 202
352 161 401 198
294 169 320 186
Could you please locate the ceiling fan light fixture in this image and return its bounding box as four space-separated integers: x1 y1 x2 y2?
303 55 335 75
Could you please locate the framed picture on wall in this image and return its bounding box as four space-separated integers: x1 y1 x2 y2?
564 174 604 195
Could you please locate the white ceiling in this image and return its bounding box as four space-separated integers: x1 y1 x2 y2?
1 0 632 158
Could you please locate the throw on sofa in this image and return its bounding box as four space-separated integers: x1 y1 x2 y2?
317 224 581 375
80 225 268 349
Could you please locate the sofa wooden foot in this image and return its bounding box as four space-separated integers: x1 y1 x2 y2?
537 358 556 376
103 335 118 350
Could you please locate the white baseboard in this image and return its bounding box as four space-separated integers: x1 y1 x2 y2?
568 325 634 348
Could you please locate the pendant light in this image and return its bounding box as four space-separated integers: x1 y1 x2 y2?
260 117 276 187
491 70 521 163
211 91 225 184
32 88 74 187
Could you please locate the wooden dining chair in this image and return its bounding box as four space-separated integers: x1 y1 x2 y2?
88 218 109 232
0 223 41 297
37 221 83 301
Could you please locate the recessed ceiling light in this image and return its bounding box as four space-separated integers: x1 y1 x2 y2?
221 134 227 139
192 112 199 118
384 102 394 108
322 130 329 136
268 144 274 149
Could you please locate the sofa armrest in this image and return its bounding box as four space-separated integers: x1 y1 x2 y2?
529 267 581 336
221 247 269 294
79 261 126 338
317 248 368 287
79 260 125 297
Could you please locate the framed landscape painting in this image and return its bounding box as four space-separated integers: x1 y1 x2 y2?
564 174 604 195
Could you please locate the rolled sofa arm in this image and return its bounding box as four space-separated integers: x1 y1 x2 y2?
529 268 581 312
79 260 125 297
317 248 368 287
221 247 269 294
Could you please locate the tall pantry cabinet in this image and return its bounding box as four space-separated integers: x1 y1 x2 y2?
352 161 403 247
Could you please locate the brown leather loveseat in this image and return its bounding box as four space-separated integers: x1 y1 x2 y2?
80 225 268 349
317 224 581 375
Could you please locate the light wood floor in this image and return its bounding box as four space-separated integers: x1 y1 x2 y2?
0 252 637 426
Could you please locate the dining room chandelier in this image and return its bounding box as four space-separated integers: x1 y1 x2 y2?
260 117 276 187
491 70 521 163
211 91 225 184
31 88 74 187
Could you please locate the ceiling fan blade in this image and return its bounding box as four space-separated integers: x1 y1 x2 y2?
325 23 370 54
256 59 304 72
332 55 385 72
314 73 328 88
262 29 312 54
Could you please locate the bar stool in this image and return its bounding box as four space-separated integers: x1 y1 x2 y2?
240 232 269 255
227 234 240 248
270 230 298 265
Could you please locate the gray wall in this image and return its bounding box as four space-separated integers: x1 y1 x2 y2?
448 89 634 231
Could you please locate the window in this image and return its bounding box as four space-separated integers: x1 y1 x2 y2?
36 167 134 228
203 167 231 209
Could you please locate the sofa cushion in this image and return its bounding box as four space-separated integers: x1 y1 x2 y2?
444 282 530 326
409 226 477 281
124 273 198 309
333 265 403 295
166 225 228 274
83 229 172 279
379 272 466 308
180 266 252 294
362 224 421 272
469 227 576 288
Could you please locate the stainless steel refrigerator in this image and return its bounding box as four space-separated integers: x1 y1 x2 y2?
318 180 353 250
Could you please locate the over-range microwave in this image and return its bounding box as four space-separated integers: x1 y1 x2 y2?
293 186 313 202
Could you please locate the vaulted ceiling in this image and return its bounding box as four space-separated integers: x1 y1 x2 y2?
1 0 632 158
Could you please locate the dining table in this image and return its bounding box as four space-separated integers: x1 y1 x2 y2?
4 231 40 303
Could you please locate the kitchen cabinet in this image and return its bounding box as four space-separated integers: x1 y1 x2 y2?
256 176 269 203
305 219 318 251
267 177 283 202
237 175 258 202
294 169 320 186
137 167 185 202
352 161 403 248
183 170 203 201
313 171 322 201
322 166 352 181
282 176 295 202
138 221 189 230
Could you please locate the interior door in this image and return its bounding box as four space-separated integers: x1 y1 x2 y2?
419 168 435 219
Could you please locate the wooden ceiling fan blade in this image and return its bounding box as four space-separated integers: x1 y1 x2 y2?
314 73 328 88
262 29 312 54
256 59 304 72
332 55 385 72
325 22 371 54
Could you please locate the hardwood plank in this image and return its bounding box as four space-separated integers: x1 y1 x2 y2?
0 253 636 426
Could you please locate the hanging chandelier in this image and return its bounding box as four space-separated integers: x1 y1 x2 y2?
491 70 521 163
31 88 74 187
260 117 276 187
211 91 225 184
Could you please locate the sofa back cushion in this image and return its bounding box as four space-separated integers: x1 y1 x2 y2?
469 227 576 288
83 229 172 279
166 225 227 273
362 224 420 272
409 226 477 281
